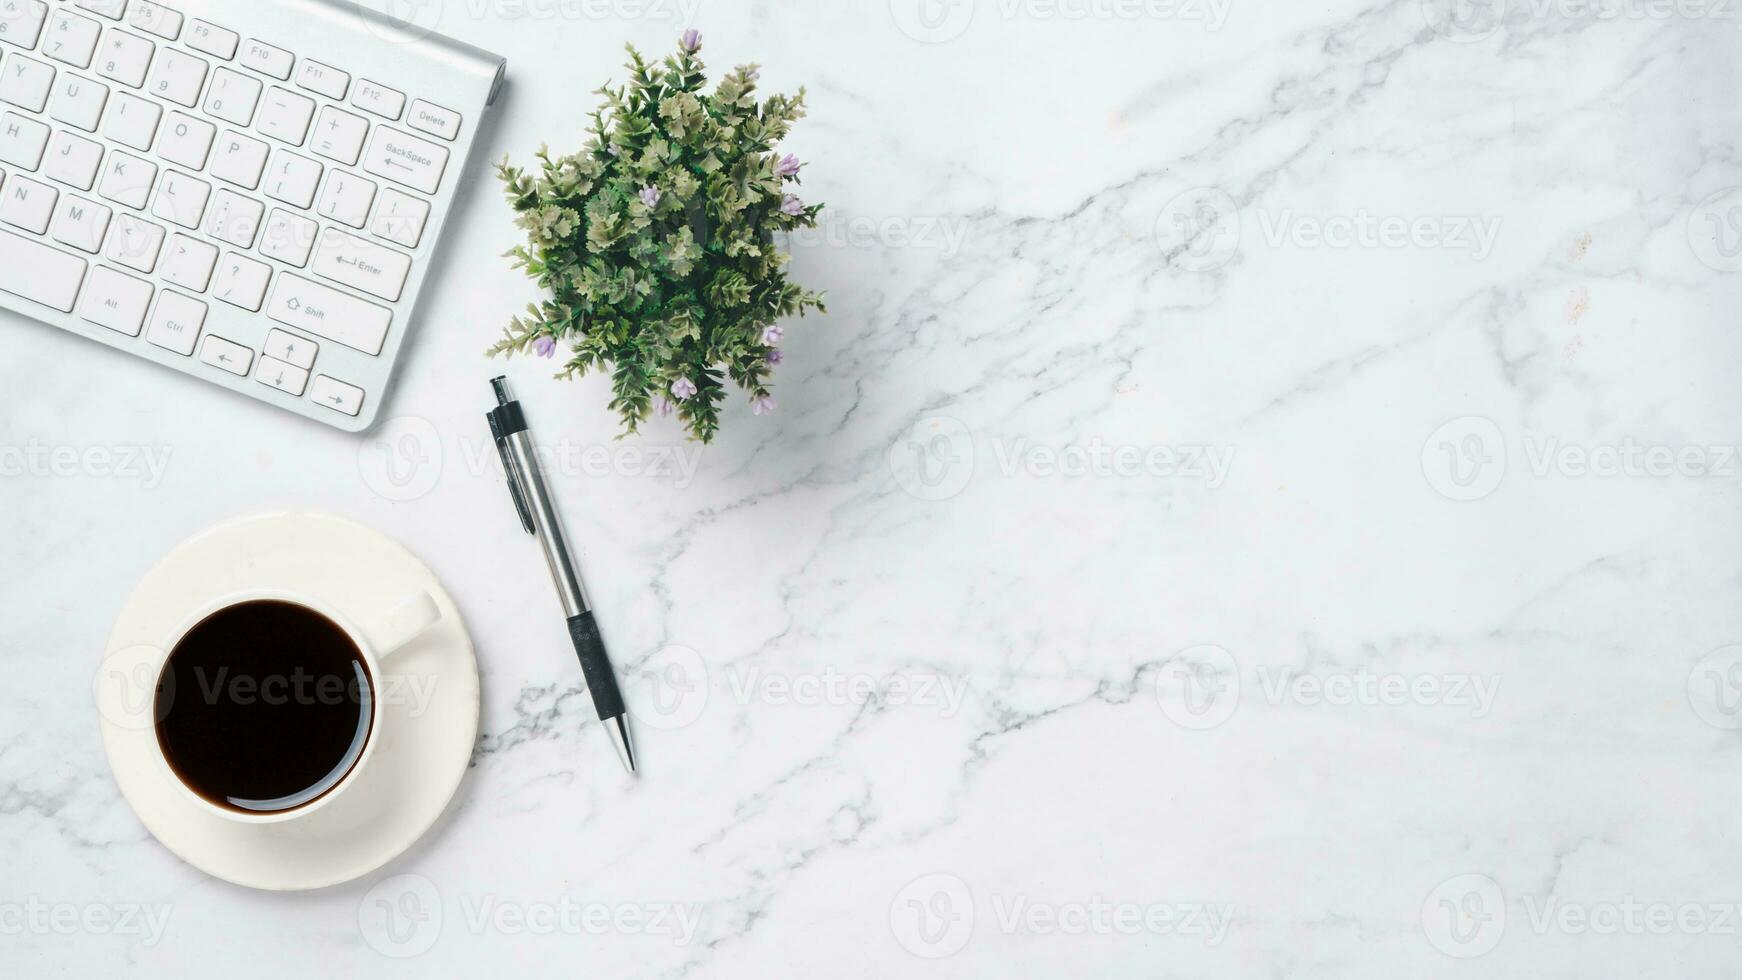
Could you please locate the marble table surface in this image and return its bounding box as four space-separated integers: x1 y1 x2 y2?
4 0 1741 975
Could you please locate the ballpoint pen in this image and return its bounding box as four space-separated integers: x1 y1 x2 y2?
487 376 636 774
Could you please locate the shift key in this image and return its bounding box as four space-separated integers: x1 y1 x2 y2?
311 228 411 302
267 273 391 355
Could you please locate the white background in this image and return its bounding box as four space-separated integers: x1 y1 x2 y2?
5 0 1742 975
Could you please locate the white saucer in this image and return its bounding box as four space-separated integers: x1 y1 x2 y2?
97 512 479 891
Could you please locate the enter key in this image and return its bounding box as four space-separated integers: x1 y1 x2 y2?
310 227 411 303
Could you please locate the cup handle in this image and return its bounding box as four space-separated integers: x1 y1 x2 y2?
361 592 442 659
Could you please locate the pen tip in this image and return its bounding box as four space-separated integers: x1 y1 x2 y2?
605 715 636 775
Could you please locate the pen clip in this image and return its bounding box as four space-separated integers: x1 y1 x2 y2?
487 381 536 535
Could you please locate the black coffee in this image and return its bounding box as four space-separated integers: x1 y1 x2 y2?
154 600 373 814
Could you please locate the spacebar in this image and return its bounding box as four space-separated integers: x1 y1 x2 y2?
0 231 88 313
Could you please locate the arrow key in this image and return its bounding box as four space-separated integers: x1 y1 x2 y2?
264 327 317 369
255 354 309 396
199 334 253 376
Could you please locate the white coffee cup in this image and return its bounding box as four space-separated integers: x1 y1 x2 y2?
99 588 442 825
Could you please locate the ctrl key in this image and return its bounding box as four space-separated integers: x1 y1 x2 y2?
144 291 208 356
310 375 364 416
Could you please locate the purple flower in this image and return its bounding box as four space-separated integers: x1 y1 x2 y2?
776 154 801 178
534 335 558 359
654 396 676 418
766 349 784 366
680 29 702 53
670 377 698 400
761 324 783 345
752 395 778 416
781 195 804 217
639 185 661 209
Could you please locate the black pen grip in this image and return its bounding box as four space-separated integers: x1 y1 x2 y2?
567 611 626 719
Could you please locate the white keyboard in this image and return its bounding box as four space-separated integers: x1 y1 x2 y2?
0 0 504 431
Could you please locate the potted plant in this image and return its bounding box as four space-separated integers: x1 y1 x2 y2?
490 30 826 443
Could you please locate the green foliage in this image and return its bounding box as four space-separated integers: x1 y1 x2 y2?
490 36 826 443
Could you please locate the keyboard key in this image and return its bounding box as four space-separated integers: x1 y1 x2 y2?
257 87 314 145
97 151 156 209
407 100 462 142
78 265 153 335
152 169 210 228
0 54 54 111
48 74 108 132
371 187 429 249
200 334 253 375
256 356 309 396
213 252 271 310
260 208 316 267
310 226 409 302
145 47 206 107
102 91 161 150
186 20 237 60
0 227 85 311
210 130 268 188
158 112 215 169
104 212 165 272
0 111 50 169
203 67 261 126
310 105 367 165
1 172 55 231
239 38 292 80
159 233 216 291
145 290 206 355
263 151 321 209
310 374 364 415
49 193 110 252
72 0 123 20
267 273 390 355
44 131 102 189
128 1 183 40
352 79 403 120
43 11 101 69
207 189 263 248
296 60 349 101
95 30 154 88
317 169 374 228
362 127 447 195
264 328 316 369
0 0 47 49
